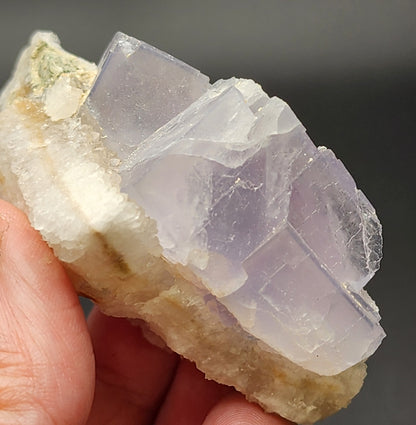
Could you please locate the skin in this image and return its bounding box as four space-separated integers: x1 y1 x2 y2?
0 199 293 425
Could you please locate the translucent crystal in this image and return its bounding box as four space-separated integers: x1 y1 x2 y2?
83 33 384 376
86 32 210 160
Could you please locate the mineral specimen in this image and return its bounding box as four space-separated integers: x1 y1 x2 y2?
0 31 385 424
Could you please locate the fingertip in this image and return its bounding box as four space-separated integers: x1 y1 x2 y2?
203 394 294 425
0 199 66 297
154 359 232 425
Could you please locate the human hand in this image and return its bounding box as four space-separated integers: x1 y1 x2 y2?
0 199 293 425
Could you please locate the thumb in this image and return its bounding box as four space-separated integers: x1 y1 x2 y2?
0 200 94 424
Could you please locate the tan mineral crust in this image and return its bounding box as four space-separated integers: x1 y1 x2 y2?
0 32 384 424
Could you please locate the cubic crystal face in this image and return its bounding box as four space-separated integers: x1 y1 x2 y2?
85 33 384 375
86 32 210 161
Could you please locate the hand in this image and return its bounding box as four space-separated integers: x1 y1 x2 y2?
0 199 293 425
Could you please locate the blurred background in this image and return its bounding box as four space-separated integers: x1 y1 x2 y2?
0 1 414 424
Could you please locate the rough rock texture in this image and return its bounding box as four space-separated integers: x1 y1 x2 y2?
0 32 383 424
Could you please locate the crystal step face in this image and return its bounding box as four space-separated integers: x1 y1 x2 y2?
86 32 210 160
85 32 385 375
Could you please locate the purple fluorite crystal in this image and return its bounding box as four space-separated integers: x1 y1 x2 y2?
85 33 384 375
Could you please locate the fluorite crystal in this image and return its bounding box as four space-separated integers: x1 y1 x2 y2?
86 33 384 376
0 31 385 423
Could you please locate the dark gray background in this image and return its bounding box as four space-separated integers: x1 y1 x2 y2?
1 1 415 424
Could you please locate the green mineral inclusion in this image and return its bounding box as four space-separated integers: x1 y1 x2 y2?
29 41 86 95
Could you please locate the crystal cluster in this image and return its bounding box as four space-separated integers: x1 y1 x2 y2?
0 32 385 423
86 33 384 376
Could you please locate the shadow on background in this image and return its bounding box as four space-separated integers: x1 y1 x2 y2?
1 1 415 424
